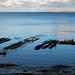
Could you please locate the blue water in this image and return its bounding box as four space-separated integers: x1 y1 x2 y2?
0 12 75 66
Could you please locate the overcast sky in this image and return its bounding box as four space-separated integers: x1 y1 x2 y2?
0 0 75 12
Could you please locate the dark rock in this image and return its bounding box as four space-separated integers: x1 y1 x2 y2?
0 64 18 67
10 73 34 75
23 69 27 72
52 65 70 69
37 70 49 72
63 70 72 73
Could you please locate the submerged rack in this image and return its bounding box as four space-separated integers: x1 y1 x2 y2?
4 37 40 50
35 39 75 50
0 36 75 57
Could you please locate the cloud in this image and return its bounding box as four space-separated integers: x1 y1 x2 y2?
0 0 75 8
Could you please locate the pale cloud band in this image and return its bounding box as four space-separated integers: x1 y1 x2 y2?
0 0 75 12
0 0 75 8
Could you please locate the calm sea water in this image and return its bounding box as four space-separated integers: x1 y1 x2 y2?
0 12 75 66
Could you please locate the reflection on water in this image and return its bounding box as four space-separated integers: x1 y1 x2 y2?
0 25 75 66
56 25 75 39
0 12 75 66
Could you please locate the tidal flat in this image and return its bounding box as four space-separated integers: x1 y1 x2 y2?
0 37 75 74
0 63 75 75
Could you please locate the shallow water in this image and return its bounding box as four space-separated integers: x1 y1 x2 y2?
0 12 75 66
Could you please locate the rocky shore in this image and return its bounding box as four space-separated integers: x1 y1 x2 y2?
0 64 75 75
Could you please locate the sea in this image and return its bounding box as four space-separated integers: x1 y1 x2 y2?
0 12 75 66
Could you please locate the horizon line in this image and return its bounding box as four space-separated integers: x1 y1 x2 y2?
0 11 75 13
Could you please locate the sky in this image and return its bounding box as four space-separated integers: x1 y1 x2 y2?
0 0 75 12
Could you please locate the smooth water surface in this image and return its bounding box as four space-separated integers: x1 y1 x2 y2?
0 12 75 66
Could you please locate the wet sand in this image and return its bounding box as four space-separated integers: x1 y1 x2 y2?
0 64 75 75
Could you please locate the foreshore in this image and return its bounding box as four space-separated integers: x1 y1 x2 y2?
0 38 75 75
0 64 75 75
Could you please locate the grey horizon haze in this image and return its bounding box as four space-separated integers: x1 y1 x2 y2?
0 0 75 12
